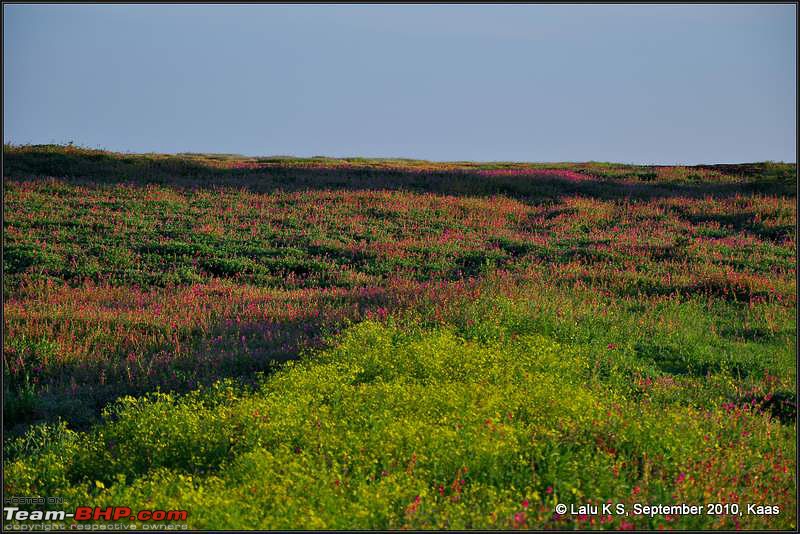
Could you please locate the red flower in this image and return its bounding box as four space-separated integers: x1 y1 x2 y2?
405 495 421 515
546 486 553 494
521 500 529 508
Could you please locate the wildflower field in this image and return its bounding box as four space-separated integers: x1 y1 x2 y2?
2 144 797 529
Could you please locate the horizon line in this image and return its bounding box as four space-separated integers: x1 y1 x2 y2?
3 142 796 168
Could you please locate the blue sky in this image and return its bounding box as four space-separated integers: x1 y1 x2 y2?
3 4 796 164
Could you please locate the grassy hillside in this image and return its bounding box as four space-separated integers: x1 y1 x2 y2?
2 144 796 529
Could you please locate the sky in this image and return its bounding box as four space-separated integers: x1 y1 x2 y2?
3 4 797 164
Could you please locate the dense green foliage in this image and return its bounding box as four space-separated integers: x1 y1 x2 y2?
2 145 796 529
5 298 796 529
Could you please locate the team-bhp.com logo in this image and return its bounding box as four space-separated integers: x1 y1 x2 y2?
4 506 188 522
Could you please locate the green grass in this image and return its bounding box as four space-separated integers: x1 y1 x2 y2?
5 291 795 529
2 144 796 530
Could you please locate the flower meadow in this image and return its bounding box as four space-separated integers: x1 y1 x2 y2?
2 145 797 530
